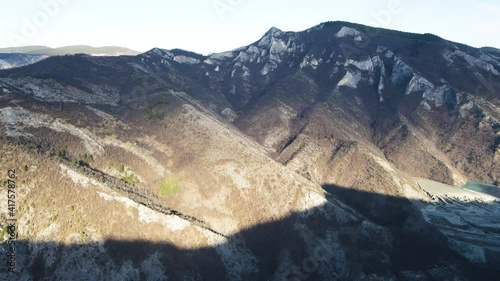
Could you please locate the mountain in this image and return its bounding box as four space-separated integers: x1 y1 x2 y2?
0 21 499 280
0 46 52 54
0 45 140 69
0 45 140 56
0 53 48 70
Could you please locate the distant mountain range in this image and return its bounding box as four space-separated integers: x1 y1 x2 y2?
0 45 140 56
0 21 499 281
0 45 139 69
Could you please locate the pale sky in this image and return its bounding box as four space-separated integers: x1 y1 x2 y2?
1 0 499 54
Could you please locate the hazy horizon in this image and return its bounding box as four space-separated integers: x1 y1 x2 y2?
1 0 499 55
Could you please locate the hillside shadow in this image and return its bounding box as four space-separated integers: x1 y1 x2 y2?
322 184 500 277
1 185 499 281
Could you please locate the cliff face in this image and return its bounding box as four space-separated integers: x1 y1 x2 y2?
0 21 499 280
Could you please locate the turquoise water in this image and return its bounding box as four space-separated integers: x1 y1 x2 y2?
462 181 500 199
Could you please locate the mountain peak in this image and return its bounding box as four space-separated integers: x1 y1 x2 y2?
264 26 284 37
257 26 287 48
265 26 283 36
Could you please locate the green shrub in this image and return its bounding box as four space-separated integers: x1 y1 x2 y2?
158 177 181 197
0 225 7 238
117 163 125 173
122 173 140 185
144 107 166 121
82 154 94 165
55 149 67 157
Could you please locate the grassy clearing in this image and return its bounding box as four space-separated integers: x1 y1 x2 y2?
158 177 181 197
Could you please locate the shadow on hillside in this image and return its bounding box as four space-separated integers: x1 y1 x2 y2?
1 185 500 281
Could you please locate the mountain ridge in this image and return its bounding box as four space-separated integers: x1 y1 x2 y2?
0 45 140 56
0 20 499 280
0 45 140 70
